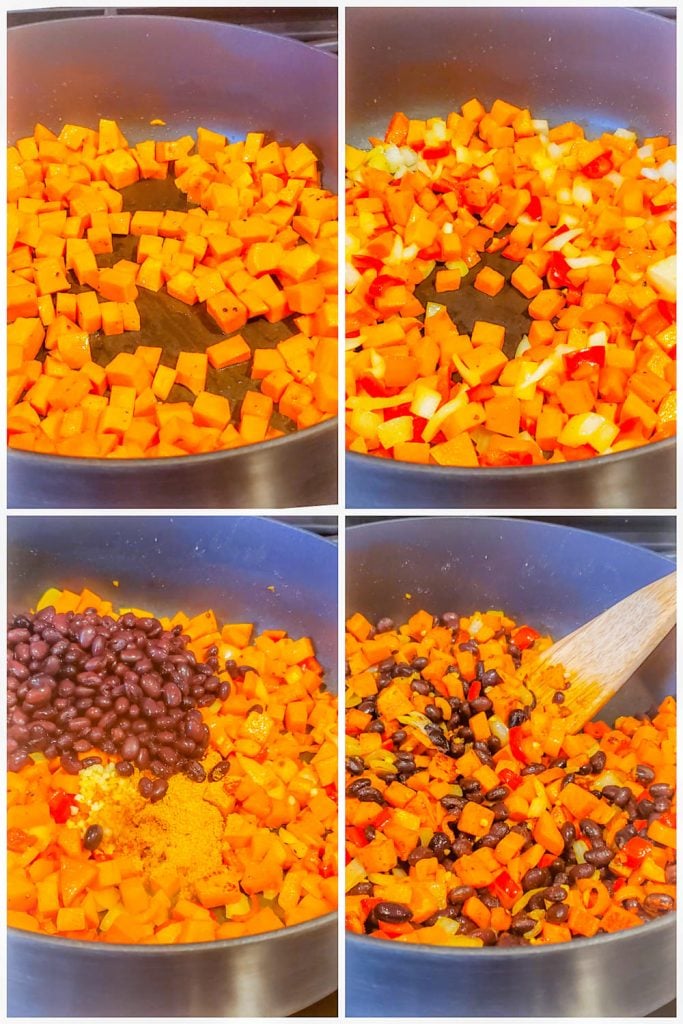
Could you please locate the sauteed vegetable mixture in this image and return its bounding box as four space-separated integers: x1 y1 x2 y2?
345 607 676 945
8 120 337 458
8 588 337 942
346 100 676 466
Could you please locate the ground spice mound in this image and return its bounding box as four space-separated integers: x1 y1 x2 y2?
121 774 225 897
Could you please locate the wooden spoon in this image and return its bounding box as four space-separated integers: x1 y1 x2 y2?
527 572 676 735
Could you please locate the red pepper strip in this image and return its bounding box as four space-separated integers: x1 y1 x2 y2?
624 836 652 866
613 877 626 892
48 790 76 824
361 897 383 918
352 255 384 273
498 767 523 790
418 242 442 260
565 347 606 376
357 375 388 399
422 142 452 160
468 383 495 403
659 811 676 828
368 274 405 299
658 300 676 324
539 853 556 868
581 152 613 179
346 825 370 848
467 680 482 701
547 251 573 289
508 725 529 765
372 807 393 829
489 870 522 909
526 194 543 221
481 449 534 468
512 625 541 650
384 112 409 147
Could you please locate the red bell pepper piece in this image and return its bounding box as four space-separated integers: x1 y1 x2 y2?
357 375 389 399
372 807 393 829
467 680 482 701
658 811 676 828
581 152 613 179
508 725 530 765
498 767 523 790
623 836 652 866
422 142 451 160
467 383 496 403
511 625 540 650
546 251 573 289
481 449 534 468
49 790 76 824
352 255 384 273
369 274 404 299
539 853 556 868
489 870 522 909
526 195 543 221
346 825 370 848
564 347 606 377
658 300 676 324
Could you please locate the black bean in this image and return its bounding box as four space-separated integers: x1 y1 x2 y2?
521 867 545 891
346 756 366 776
447 885 476 906
374 902 413 923
649 783 673 800
579 818 602 841
635 764 655 785
543 885 566 903
83 824 104 851
583 848 613 868
348 881 374 897
560 822 576 846
407 845 436 866
149 779 168 803
568 863 595 882
357 787 384 804
590 751 606 772
643 893 674 916
375 617 395 634
510 913 535 935
485 786 508 803
545 902 569 924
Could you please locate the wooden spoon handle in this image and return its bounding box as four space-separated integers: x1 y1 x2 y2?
528 572 676 735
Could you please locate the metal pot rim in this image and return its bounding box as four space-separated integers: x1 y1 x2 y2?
9 12 338 62
8 909 336 954
345 513 675 561
347 435 675 480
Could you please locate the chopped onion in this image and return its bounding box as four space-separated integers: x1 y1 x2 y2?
573 840 589 864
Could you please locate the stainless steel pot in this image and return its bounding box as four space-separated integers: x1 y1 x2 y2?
7 516 338 1017
345 7 676 509
345 516 676 1016
8 14 338 508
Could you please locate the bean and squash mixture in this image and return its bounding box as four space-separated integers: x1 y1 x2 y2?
7 587 337 943
346 100 676 466
8 120 337 458
345 607 676 945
